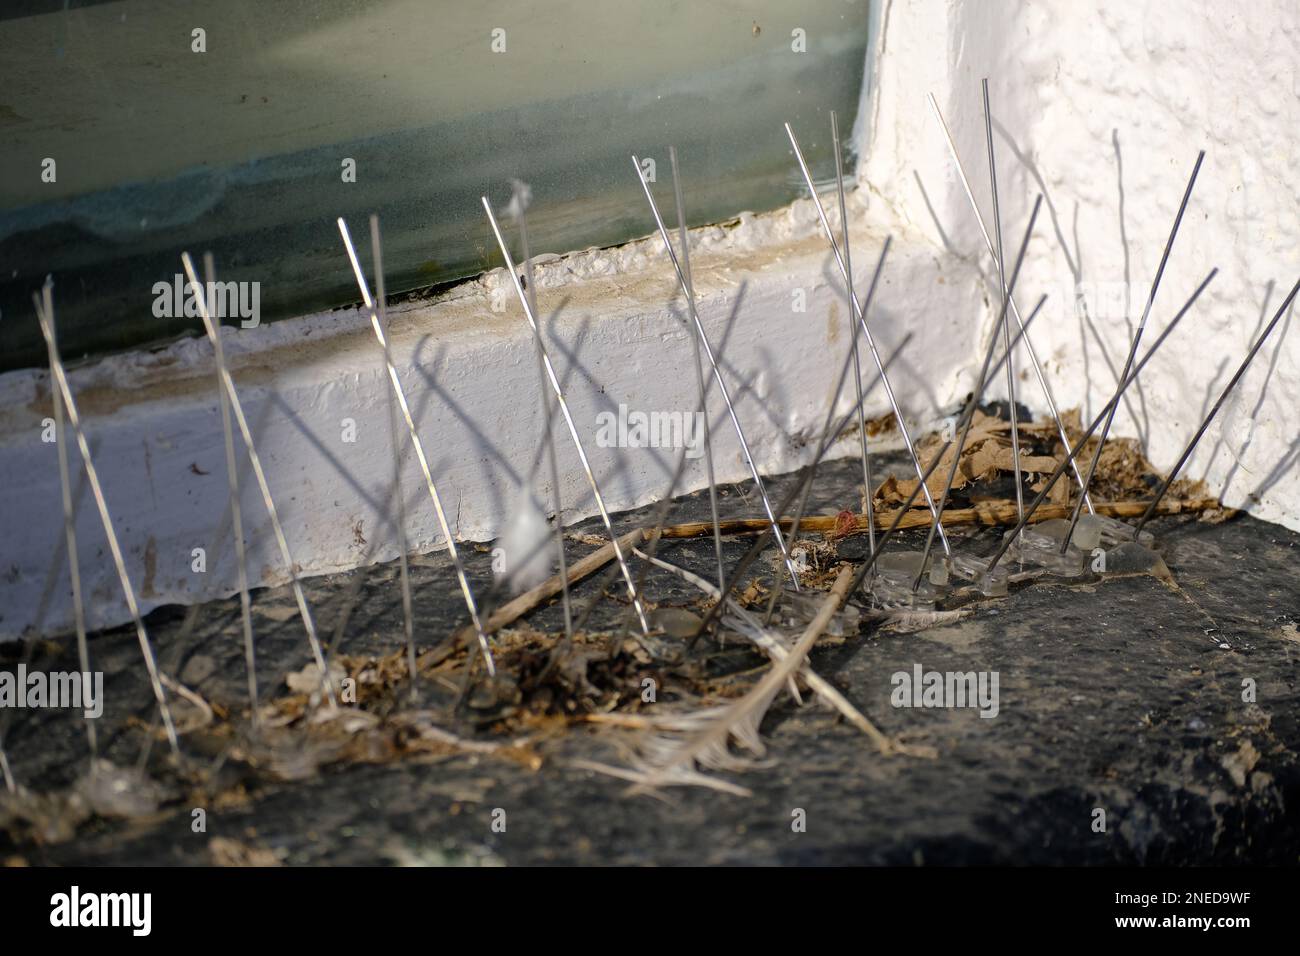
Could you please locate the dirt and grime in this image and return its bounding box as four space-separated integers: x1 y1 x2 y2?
1 429 1296 865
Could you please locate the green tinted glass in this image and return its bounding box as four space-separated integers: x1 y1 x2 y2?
0 1 870 370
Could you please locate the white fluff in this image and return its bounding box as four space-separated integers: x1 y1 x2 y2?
496 489 552 594
503 178 533 222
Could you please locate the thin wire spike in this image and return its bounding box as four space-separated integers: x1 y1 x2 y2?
831 110 878 558
632 152 802 589
366 217 420 690
914 195 1043 591
130 443 263 769
787 238 891 554
927 93 1094 512
515 202 575 642
180 253 338 705
695 325 915 640
619 284 749 644
335 220 497 675
200 254 258 725
668 146 727 594
986 268 1219 571
38 279 97 757
982 79 1025 526
914 289 1048 593
1061 149 1206 550
481 197 652 636
33 288 181 755
785 121 953 556
847 441 954 600
763 236 892 627
1134 277 1300 533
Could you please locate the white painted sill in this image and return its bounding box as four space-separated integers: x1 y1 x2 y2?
0 189 987 639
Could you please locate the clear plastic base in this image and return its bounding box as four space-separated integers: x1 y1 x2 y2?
1037 516 1100 551
1003 526 1088 577
1099 541 1170 580
869 551 946 608
950 552 1011 597
1078 513 1154 549
777 588 862 637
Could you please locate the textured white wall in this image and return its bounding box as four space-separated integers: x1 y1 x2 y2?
859 0 1299 531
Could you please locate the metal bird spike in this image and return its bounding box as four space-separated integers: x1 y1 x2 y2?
763 235 892 627
336 218 497 675
785 121 953 556
569 283 752 646
831 110 878 557
694 326 915 642
33 285 181 755
180 252 337 705
915 292 1049 593
904 286 1055 590
925 93 1094 513
507 183 574 641
632 152 802 589
613 282 749 644
985 268 1219 572
982 79 1026 525
38 279 97 758
200 253 258 723
848 440 954 601
481 196 653 635
40 282 93 748
366 217 419 689
782 237 891 551
913 194 1044 591
1134 277 1300 533
1060 149 1206 551
668 145 726 594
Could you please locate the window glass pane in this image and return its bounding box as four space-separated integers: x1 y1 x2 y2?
0 0 871 370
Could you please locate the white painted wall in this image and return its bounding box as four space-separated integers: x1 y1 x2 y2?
859 0 1299 532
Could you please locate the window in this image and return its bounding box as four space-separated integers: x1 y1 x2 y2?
0 0 870 370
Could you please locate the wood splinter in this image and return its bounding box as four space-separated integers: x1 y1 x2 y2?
476 498 1217 637
658 496 1222 540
